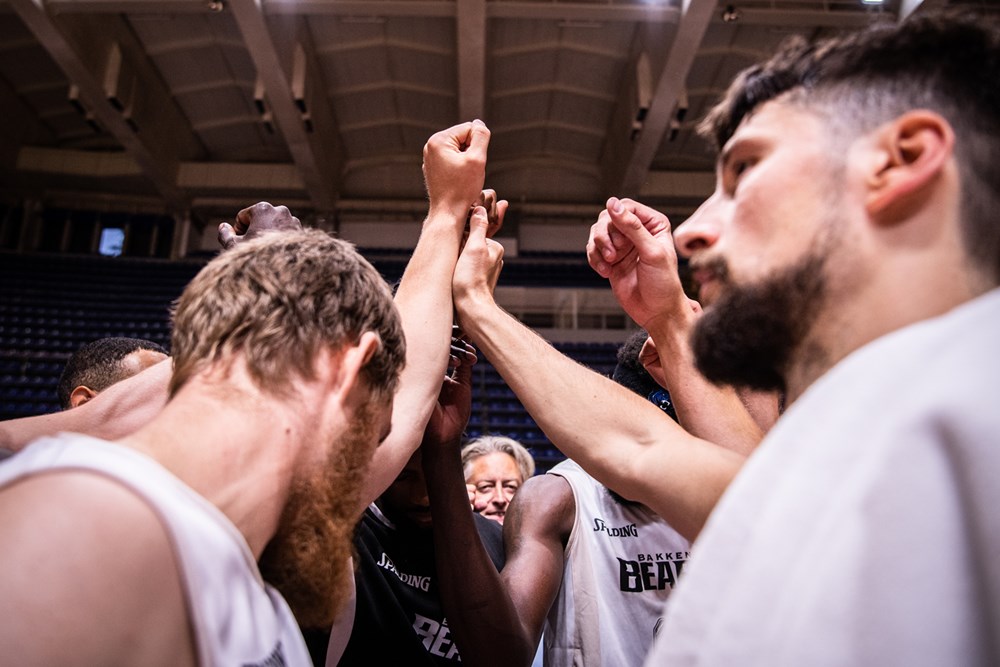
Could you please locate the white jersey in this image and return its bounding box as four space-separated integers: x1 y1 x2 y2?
545 459 690 666
647 287 1000 666
0 434 311 667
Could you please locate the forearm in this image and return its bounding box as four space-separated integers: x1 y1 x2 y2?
645 316 763 456
360 216 465 508
0 359 171 452
457 299 742 539
423 442 533 666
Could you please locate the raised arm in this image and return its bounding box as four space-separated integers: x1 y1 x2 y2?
356 121 503 510
453 208 741 540
0 359 171 453
588 197 764 454
420 320 534 666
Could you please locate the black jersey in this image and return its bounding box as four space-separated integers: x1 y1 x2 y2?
304 505 504 666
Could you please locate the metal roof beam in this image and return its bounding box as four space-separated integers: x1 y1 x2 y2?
607 0 716 197
227 0 340 209
8 0 192 208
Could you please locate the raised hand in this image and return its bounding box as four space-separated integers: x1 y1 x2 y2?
591 197 691 332
218 202 302 250
423 336 477 450
471 188 509 239
453 207 506 329
587 197 670 277
423 120 491 223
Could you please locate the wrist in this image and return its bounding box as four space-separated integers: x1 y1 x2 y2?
453 292 496 335
426 200 471 225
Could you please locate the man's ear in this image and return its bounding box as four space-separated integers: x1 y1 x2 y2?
69 385 98 409
332 331 382 401
865 110 954 223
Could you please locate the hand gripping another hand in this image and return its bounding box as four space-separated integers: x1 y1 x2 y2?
453 207 506 330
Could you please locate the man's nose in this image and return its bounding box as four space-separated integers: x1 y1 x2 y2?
488 484 507 506
674 198 722 258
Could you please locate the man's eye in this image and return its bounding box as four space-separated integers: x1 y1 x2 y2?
726 159 755 196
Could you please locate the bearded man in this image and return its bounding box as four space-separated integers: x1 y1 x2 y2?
0 228 405 666
585 10 1000 666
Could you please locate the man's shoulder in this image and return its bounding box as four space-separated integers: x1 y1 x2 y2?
505 473 576 545
518 471 576 509
1 468 181 574
0 470 194 665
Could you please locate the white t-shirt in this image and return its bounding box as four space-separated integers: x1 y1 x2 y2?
0 434 312 667
546 459 690 666
647 288 1000 666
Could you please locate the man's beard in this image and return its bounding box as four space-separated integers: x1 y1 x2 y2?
258 402 379 629
691 250 828 394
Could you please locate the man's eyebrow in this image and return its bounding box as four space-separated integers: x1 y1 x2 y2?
717 137 745 171
717 142 735 170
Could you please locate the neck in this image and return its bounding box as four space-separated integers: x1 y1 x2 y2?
119 369 307 557
785 253 990 405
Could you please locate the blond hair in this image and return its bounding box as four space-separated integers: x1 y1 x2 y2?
169 228 405 399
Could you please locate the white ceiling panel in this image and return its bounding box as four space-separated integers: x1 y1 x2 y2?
1 0 992 226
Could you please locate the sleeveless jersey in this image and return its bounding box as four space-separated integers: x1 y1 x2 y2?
329 503 505 666
0 434 311 667
544 459 690 666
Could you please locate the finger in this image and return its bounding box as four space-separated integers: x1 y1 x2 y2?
452 352 475 385
479 189 496 210
606 197 663 258
274 205 302 229
608 224 629 251
449 340 477 365
619 198 672 234
639 337 659 364
235 203 266 235
465 119 491 160
450 337 476 355
427 121 472 153
451 324 470 345
587 212 616 276
467 205 490 245
487 200 508 239
472 494 488 513
218 223 238 250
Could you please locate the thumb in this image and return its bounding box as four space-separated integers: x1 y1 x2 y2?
466 119 491 160
467 205 490 244
218 223 238 250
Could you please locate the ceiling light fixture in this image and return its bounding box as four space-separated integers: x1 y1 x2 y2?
721 5 741 23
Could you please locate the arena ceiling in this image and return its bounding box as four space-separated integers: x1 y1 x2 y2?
0 0 989 228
